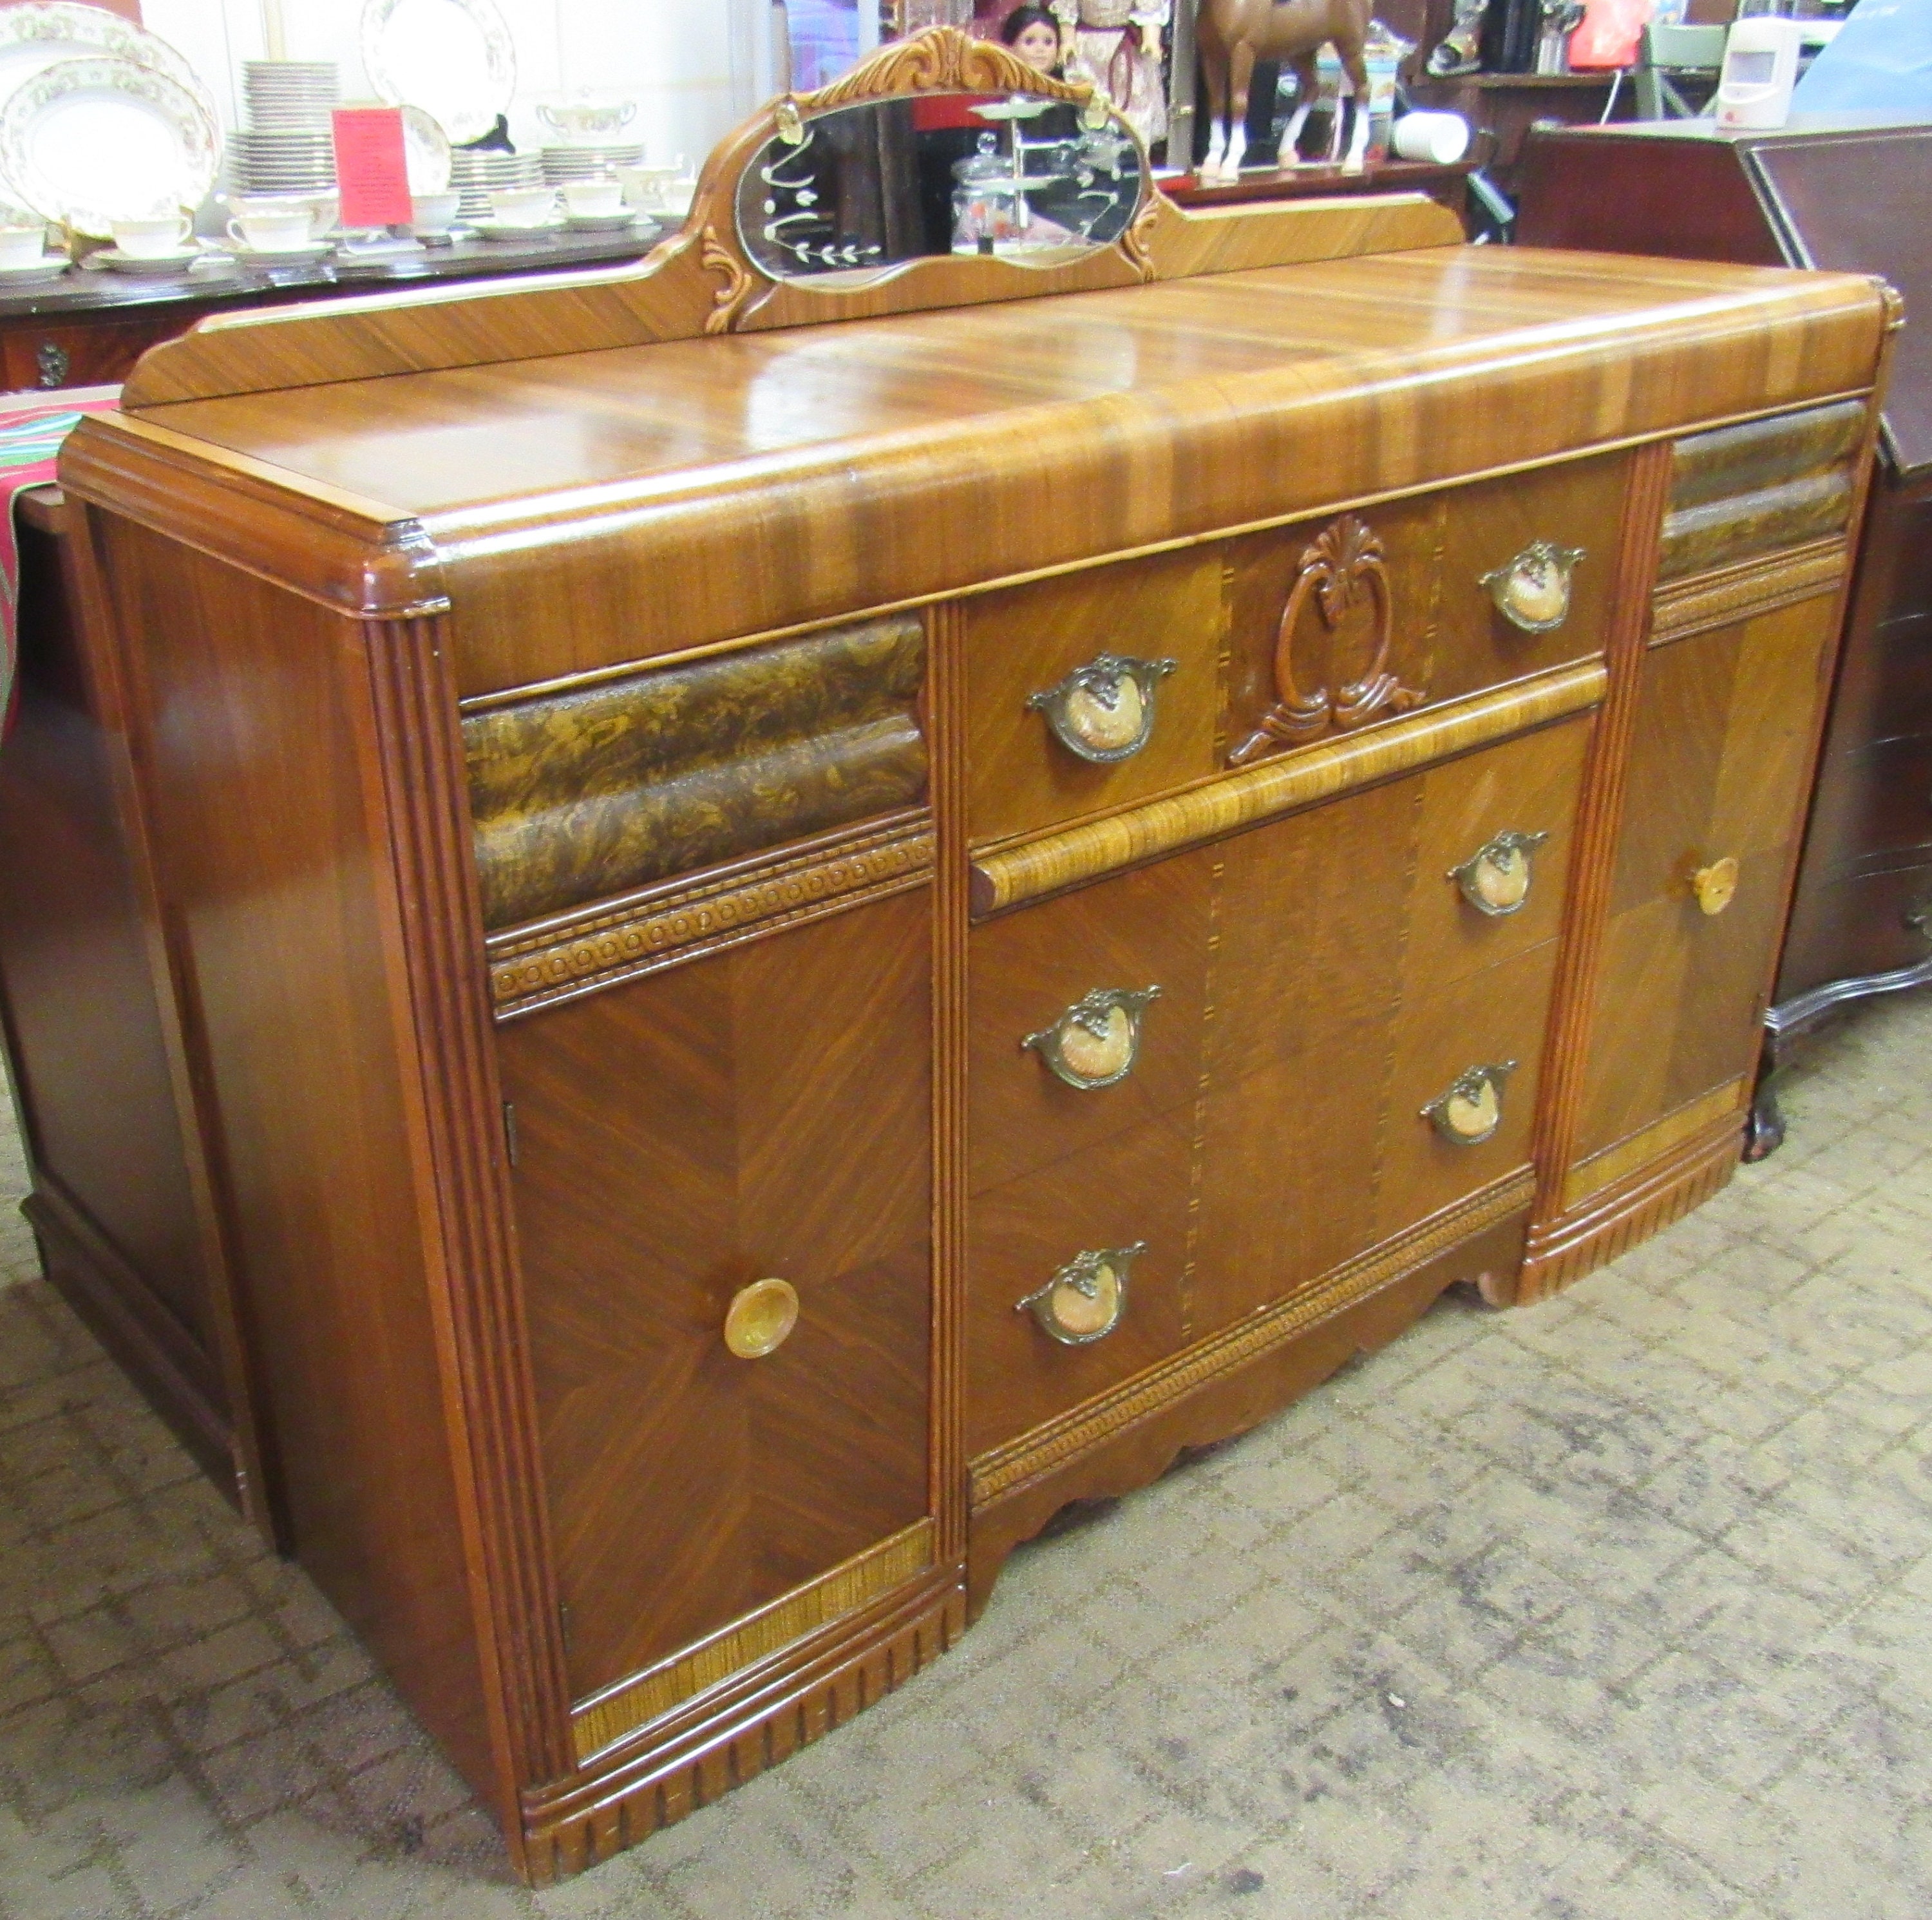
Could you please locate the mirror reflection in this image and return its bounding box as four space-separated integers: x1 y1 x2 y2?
735 93 1144 282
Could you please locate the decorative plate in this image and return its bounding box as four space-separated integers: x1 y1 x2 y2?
361 0 515 147
401 103 451 195
0 6 218 171
0 57 218 236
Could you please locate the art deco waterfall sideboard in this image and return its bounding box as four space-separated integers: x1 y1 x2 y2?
31 30 1891 1885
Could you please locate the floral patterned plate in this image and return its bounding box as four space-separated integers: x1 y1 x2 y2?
0 55 218 236
361 0 516 148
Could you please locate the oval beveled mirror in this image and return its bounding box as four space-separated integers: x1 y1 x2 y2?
735 88 1146 283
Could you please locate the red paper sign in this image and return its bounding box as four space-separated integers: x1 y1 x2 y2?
332 106 413 227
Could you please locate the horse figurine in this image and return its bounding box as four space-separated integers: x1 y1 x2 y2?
1197 0 1377 181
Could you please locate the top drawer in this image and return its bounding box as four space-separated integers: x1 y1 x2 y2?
963 451 1631 849
964 547 1224 849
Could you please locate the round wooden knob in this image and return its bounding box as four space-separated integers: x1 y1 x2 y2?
723 1278 799 1359
1481 542 1585 634
1692 857 1740 917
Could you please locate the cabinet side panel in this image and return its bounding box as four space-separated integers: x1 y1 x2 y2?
89 516 498 1803
0 516 221 1425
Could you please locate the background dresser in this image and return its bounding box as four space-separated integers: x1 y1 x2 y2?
32 31 1888 1884
1519 120 1932 1152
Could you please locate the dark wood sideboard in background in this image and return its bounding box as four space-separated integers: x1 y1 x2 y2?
1520 120 1932 1152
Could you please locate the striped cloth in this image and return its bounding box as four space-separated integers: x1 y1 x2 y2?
0 385 120 727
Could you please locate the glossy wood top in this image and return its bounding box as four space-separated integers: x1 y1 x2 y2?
63 244 1888 698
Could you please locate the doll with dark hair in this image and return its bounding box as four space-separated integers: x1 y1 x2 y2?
1001 4 1066 75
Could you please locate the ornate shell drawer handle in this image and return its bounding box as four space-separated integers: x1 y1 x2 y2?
1027 652 1178 763
1421 1061 1519 1146
1018 1243 1146 1345
1691 856 1740 917
723 1277 800 1359
1450 830 1549 917
1022 985 1162 1090
1480 542 1586 634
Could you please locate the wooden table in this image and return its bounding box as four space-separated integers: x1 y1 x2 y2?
0 225 663 391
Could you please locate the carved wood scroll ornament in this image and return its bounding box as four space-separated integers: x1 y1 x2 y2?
1231 513 1425 766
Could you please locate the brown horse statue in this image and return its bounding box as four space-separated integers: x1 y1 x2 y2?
1197 0 1376 180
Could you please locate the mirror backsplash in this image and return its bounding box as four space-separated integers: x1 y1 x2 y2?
735 92 1144 281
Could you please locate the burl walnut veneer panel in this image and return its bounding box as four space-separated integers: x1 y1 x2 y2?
466 616 927 929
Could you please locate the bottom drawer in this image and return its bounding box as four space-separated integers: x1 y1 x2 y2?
1776 857 1932 1003
1376 938 1559 1241
966 1107 1193 1462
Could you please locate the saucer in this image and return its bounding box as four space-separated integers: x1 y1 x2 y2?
96 245 200 272
471 218 564 242
234 239 333 260
0 255 69 281
563 209 639 231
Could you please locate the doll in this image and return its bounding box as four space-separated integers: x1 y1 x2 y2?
1049 0 1170 148
1001 4 1066 75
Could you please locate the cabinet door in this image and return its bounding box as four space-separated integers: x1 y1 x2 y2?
500 896 931 1706
1574 595 1837 1177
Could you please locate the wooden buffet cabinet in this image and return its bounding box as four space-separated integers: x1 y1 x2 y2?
21 32 1891 1885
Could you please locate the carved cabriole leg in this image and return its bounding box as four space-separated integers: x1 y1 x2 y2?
1518 443 1676 1306
1743 1025 1788 1163
359 607 577 1874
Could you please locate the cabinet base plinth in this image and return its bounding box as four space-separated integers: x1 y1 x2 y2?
1520 1110 1743 1303
518 1572 965 1885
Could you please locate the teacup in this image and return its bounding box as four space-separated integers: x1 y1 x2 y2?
538 97 636 143
0 223 47 269
227 208 316 254
410 190 463 236
615 163 683 211
489 187 558 228
561 177 624 218
111 212 193 259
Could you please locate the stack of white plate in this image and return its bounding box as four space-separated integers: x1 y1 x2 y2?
541 142 644 185
450 147 542 223
242 59 336 132
232 59 339 195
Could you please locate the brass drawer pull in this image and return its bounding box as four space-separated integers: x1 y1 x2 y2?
1018 1243 1144 1345
1022 985 1160 1090
1481 541 1586 634
1691 857 1739 917
1027 652 1177 763
1421 1061 1517 1146
723 1277 799 1358
1450 830 1549 917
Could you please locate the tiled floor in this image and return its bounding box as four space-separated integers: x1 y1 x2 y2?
2 991 1929 1920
